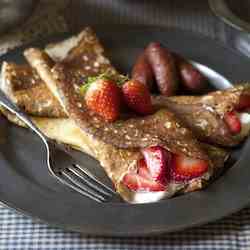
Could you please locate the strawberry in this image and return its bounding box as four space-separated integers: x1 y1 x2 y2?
142 146 171 184
171 154 209 181
138 159 152 180
122 80 153 115
84 79 121 122
224 111 241 134
236 94 250 111
122 173 165 192
122 158 166 192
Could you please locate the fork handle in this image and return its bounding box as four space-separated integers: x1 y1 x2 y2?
0 90 48 144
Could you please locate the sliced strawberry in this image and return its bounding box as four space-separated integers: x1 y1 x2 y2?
85 79 122 122
123 174 139 191
224 111 241 134
138 159 152 180
122 80 153 115
236 94 250 111
123 158 167 192
122 173 165 192
171 154 209 181
142 146 171 184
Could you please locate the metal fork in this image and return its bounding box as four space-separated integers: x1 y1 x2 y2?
0 90 116 202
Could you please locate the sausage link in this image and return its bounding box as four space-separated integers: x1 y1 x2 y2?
146 42 179 96
131 51 154 91
174 53 208 93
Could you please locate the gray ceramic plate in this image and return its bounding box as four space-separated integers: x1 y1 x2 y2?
1 27 250 237
209 0 250 33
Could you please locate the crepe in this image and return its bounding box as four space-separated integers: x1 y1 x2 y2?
4 51 249 149
24 45 230 202
0 28 229 203
1 62 66 118
1 27 117 118
1 107 228 203
24 48 208 159
153 84 250 147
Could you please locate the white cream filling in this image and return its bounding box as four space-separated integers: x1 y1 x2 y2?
238 112 250 138
124 167 212 204
126 183 185 204
131 191 168 204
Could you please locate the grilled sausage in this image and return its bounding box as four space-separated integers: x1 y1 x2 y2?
146 42 179 96
174 53 208 93
131 52 154 91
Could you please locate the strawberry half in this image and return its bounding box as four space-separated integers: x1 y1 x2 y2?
122 158 166 192
123 174 165 192
142 146 171 184
224 111 241 134
171 154 209 182
84 79 122 122
122 80 153 115
138 159 152 180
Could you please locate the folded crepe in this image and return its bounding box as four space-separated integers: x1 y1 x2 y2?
23 46 229 201
1 27 117 118
0 28 229 203
153 85 250 147
4 49 249 148
2 109 228 203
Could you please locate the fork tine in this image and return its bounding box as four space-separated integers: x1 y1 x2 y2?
73 164 116 195
61 170 106 202
68 165 113 197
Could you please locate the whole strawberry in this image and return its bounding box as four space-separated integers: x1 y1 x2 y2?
122 80 153 115
85 79 121 122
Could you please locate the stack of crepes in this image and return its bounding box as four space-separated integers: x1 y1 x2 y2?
1 27 250 203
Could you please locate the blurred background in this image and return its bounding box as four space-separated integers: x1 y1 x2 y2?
1 0 250 56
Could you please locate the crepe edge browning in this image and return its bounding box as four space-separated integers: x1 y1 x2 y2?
1 61 67 118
